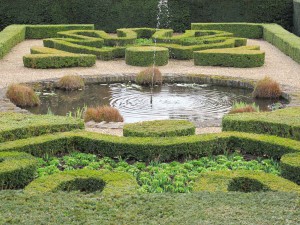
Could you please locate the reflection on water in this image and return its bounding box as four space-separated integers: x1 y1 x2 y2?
27 83 287 123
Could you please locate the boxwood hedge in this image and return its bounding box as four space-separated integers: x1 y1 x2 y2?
0 112 84 143
193 170 300 193
125 46 169 66
25 169 138 195
222 107 300 141
0 151 38 189
194 46 265 68
281 153 300 184
123 120 196 137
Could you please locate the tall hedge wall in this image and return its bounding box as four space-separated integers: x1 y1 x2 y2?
294 0 300 35
0 0 294 32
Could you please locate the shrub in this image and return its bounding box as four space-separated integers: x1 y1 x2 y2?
6 84 40 107
0 151 38 189
194 46 265 68
222 107 300 141
252 76 282 98
84 106 124 123
280 152 300 184
229 102 259 114
25 169 138 195
0 112 84 143
135 67 163 86
123 120 195 137
57 75 85 91
125 46 169 66
193 170 300 193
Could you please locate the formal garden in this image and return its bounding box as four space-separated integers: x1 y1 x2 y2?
0 0 300 224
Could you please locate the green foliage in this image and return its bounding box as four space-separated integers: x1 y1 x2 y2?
123 120 196 137
295 0 300 36
25 24 95 39
263 23 300 64
0 25 26 59
0 0 293 32
0 151 38 189
36 152 280 194
0 112 84 143
222 107 300 141
191 23 263 39
125 46 169 66
25 169 138 195
0 191 299 224
281 153 300 184
193 170 300 193
194 46 265 68
23 53 96 69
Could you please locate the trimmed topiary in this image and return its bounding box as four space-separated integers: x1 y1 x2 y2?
0 112 84 143
6 84 40 107
125 46 169 67
84 106 124 123
281 153 300 184
193 170 300 193
194 46 265 68
252 76 282 98
57 75 85 91
25 169 138 195
0 151 38 189
222 107 300 140
123 120 196 137
135 67 163 86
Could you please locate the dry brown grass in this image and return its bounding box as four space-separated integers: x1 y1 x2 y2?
84 106 124 122
136 67 163 86
252 76 282 98
57 75 85 91
6 84 40 107
229 105 259 114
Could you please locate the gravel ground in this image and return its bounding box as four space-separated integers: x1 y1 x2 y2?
0 39 299 88
85 127 222 136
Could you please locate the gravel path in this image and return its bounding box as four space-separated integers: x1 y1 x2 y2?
0 39 299 88
85 127 222 136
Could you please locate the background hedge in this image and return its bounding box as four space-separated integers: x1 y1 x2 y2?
294 0 300 35
0 0 294 33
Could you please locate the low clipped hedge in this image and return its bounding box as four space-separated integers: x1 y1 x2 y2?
191 23 263 39
117 28 156 39
25 169 138 195
0 112 84 143
123 120 196 137
281 153 300 184
194 46 265 68
0 25 26 59
295 0 300 36
0 151 38 189
58 30 136 47
23 53 96 69
263 24 300 64
222 107 300 141
0 131 299 163
193 170 300 193
125 46 169 66
43 38 124 60
25 25 95 39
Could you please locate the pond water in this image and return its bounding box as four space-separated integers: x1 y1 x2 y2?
27 83 287 124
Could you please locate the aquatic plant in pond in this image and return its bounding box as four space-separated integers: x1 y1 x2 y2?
37 152 280 193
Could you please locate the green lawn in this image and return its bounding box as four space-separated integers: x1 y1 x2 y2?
0 191 299 224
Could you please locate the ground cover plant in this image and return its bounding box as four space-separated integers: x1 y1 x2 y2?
35 152 281 193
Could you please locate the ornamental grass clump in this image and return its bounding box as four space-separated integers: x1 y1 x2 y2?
6 84 40 107
84 106 124 122
57 75 85 91
252 76 282 98
136 67 163 86
229 101 260 114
